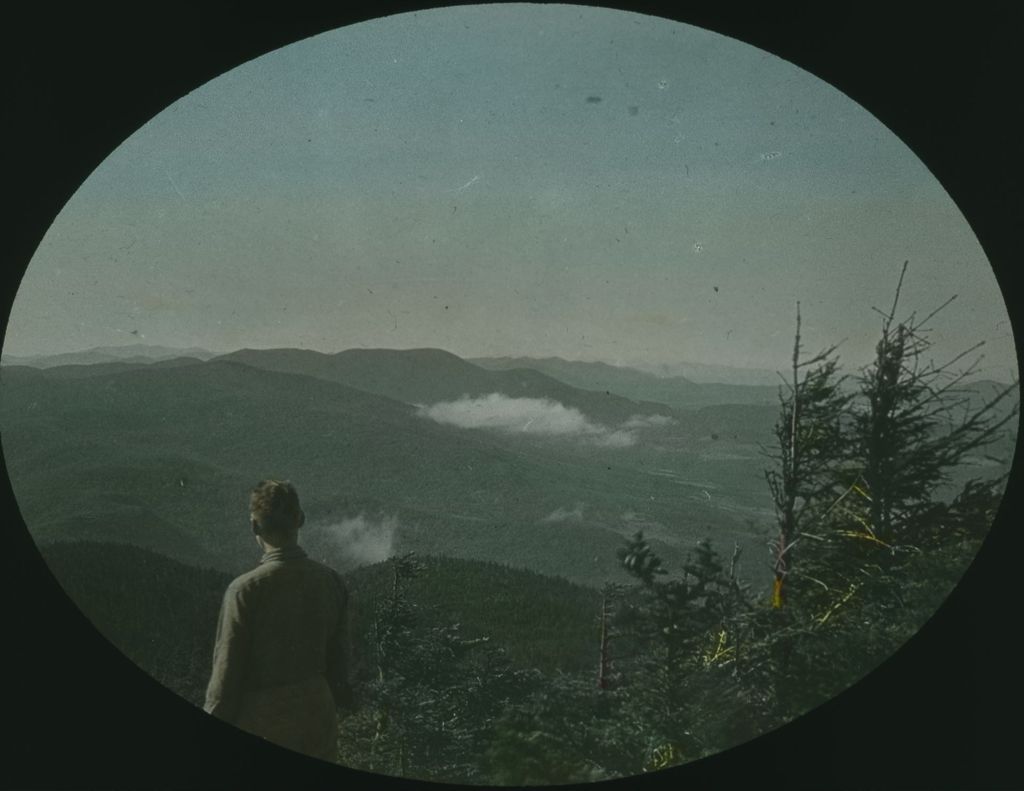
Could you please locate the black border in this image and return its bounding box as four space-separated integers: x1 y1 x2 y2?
3 4 1021 789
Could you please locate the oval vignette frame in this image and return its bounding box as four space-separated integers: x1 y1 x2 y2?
2 5 1021 789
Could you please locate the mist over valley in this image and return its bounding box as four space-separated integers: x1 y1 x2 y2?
2 346 796 586
5 344 1013 590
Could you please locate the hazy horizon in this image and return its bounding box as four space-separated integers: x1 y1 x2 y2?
5 342 1018 391
1 339 781 371
3 4 1018 382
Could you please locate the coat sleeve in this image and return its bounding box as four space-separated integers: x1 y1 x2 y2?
325 574 354 710
204 582 250 723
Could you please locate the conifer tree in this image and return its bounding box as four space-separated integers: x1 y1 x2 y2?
850 261 1018 546
763 303 852 608
763 264 1019 707
340 552 529 783
614 533 763 765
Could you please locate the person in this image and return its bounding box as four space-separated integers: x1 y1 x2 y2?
204 480 352 762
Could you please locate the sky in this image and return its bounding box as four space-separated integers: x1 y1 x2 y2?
4 4 1017 379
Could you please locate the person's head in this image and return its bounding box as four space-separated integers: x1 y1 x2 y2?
249 479 305 548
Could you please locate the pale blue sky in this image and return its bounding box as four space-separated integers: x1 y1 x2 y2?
5 4 1017 378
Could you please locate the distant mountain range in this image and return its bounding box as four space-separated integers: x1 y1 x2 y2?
4 344 784 390
618 359 782 386
1 344 218 368
3 345 1013 587
2 356 769 584
470 355 780 409
212 347 676 426
3 344 787 412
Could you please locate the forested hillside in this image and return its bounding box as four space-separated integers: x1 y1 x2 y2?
345 554 602 674
35 541 602 705
470 355 779 408
39 541 230 706
2 358 767 583
215 347 674 425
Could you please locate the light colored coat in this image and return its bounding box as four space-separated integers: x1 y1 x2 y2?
204 545 351 761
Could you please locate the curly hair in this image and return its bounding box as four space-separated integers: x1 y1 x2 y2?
249 479 303 536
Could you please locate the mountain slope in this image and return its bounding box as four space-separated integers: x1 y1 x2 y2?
214 347 674 425
39 541 230 706
2 344 218 367
469 355 779 408
3 357 206 380
38 541 605 710
3 359 764 583
344 554 603 674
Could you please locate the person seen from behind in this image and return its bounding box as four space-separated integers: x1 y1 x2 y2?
204 479 352 762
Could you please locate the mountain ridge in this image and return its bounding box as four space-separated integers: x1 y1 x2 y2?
470 355 780 409
213 346 677 426
2 344 218 367
3 359 761 584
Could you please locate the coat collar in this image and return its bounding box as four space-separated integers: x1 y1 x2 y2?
259 545 307 565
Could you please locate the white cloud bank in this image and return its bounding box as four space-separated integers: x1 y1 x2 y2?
622 414 677 430
419 393 599 436
416 393 676 448
304 513 398 568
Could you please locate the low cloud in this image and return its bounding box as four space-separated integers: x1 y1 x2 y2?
304 513 398 568
541 503 585 524
622 414 677 430
417 393 639 446
594 429 637 448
